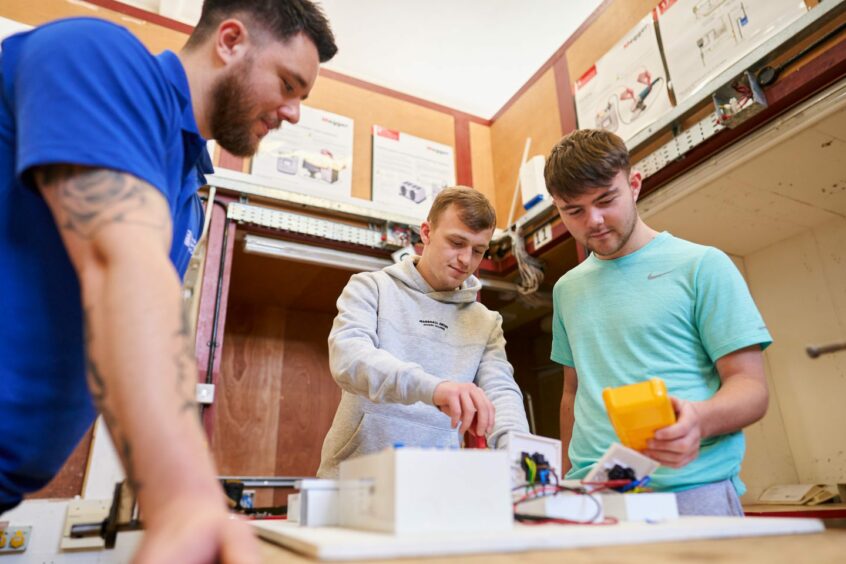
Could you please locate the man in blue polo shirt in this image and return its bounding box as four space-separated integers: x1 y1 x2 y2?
0 1 336 561
544 130 771 516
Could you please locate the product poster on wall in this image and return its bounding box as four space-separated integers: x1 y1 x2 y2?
371 126 456 219
251 105 354 199
573 14 673 143
657 0 807 103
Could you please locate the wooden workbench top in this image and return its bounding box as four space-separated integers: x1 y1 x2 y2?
260 529 846 563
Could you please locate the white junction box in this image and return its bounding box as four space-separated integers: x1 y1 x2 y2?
287 479 340 527
505 431 562 487
585 443 659 482
601 492 678 522
519 155 547 210
517 492 604 523
338 447 512 535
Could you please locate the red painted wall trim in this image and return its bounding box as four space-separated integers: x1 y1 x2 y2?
195 202 237 439
454 116 473 187
84 0 194 34
318 69 490 125
490 0 615 122
552 55 578 135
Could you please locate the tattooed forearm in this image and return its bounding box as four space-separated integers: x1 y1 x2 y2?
82 302 200 493
34 165 167 240
174 305 199 414
83 307 144 493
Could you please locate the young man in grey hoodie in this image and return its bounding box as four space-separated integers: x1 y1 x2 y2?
317 187 529 477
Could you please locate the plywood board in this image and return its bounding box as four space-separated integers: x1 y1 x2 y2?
228 243 355 313
744 218 846 485
213 303 287 506
254 516 822 561
274 310 341 504
730 259 800 502
644 105 846 256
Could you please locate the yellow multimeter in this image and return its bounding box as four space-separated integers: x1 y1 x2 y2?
602 378 676 452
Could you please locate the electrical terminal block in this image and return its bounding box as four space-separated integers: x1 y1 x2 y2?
0 525 31 553
520 452 553 486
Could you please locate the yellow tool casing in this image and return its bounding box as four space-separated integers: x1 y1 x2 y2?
602 378 676 451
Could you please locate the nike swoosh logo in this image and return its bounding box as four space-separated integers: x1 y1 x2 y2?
648 270 674 280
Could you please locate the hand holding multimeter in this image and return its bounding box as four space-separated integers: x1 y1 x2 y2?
604 378 704 469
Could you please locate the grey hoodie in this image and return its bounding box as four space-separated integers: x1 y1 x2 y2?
316 256 529 478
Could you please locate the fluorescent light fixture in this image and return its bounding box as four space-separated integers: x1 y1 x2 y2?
243 234 391 272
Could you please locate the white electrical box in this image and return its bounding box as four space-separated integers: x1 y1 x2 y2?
505 431 562 487
601 492 678 522
585 442 659 483
338 447 512 535
519 155 547 210
517 493 604 523
288 479 342 527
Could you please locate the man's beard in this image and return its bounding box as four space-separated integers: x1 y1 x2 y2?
209 62 261 157
586 205 638 257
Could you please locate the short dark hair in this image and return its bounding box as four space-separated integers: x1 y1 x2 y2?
544 129 631 200
428 187 496 232
186 0 337 63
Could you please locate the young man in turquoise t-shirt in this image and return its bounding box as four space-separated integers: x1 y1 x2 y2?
544 130 772 516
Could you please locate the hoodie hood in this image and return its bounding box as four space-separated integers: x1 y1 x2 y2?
383 255 481 304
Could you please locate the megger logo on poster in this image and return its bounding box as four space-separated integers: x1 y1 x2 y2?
623 24 647 49
321 117 348 128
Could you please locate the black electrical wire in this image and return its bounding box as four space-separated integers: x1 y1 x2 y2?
757 20 846 86
513 485 604 525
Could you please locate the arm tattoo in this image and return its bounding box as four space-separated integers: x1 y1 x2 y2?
84 308 144 494
174 305 199 414
35 166 167 240
82 304 200 494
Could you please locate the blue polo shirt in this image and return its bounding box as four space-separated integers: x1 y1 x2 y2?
0 18 211 509
551 233 771 495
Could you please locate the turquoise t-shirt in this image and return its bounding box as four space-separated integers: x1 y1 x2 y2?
550 232 771 494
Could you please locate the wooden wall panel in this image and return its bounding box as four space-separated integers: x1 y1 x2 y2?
2 0 189 52
305 76 456 201
489 69 563 227
273 311 341 504
565 0 658 83
213 303 286 506
469 122 497 210
228 245 355 313
214 305 340 508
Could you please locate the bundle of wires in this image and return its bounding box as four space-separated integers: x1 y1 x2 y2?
513 459 612 526
507 228 544 301
512 481 615 526
512 458 653 525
